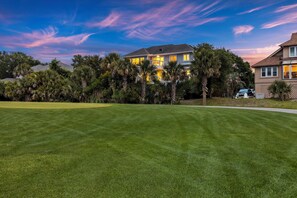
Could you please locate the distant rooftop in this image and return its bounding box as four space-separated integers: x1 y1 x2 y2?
31 62 73 72
125 44 193 57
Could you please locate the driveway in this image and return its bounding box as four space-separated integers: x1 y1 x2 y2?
189 106 297 115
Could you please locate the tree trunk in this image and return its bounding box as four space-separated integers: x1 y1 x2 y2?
171 81 176 105
141 80 146 104
123 76 128 92
82 79 87 89
202 75 208 106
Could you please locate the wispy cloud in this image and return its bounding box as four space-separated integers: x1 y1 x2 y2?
88 11 121 28
88 0 225 40
263 3 297 29
262 11 297 29
238 6 267 15
233 25 254 35
275 3 297 13
2 26 94 48
232 44 280 65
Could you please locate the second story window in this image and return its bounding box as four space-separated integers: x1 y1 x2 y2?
289 46 297 57
152 56 164 66
183 54 190 61
131 57 144 65
169 55 177 62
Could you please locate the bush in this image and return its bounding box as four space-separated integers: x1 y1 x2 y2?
268 80 292 101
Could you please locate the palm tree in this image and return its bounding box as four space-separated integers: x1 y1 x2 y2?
163 61 185 104
13 63 33 78
136 60 156 104
191 43 221 105
116 58 136 92
72 65 95 89
101 53 121 93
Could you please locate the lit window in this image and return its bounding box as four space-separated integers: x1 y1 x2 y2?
152 56 164 66
157 70 163 80
261 67 278 77
289 47 297 57
131 57 145 65
283 65 290 79
186 69 191 76
169 55 177 62
183 54 190 61
292 65 297 79
282 65 297 79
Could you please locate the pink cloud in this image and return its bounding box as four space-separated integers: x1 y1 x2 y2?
3 26 94 48
232 44 280 65
275 3 297 13
262 11 297 29
233 25 254 35
88 0 225 40
88 11 121 28
238 6 267 15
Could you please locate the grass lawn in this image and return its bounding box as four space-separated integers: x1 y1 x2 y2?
181 97 297 109
0 102 297 197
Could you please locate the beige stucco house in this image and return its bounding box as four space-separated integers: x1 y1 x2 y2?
252 33 297 98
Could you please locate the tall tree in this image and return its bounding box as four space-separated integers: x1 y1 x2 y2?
13 63 33 78
191 43 221 105
163 61 185 104
0 51 40 79
136 60 156 104
49 59 71 78
72 55 102 77
116 58 136 92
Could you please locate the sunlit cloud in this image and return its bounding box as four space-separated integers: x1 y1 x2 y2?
275 3 297 12
2 26 94 48
232 44 280 65
233 25 254 35
88 0 225 40
238 6 267 15
262 11 297 29
263 4 297 29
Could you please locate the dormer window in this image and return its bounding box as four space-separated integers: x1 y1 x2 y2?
289 46 297 57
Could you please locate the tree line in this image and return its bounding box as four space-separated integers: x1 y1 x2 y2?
0 43 254 104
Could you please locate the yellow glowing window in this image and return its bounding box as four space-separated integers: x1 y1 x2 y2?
183 54 190 61
169 55 177 62
157 70 163 80
283 66 290 79
292 65 297 79
131 57 145 65
152 56 164 66
186 69 191 76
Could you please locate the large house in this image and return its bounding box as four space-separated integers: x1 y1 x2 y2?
252 33 297 98
125 44 193 79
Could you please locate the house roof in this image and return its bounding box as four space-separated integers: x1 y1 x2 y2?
125 44 193 57
31 62 73 72
280 32 297 47
252 48 283 68
0 78 16 83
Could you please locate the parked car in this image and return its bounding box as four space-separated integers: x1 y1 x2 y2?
235 89 255 99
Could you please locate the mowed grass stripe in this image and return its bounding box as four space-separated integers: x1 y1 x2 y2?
0 103 297 197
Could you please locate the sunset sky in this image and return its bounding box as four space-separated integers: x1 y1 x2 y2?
0 0 297 65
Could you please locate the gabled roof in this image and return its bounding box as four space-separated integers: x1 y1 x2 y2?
31 62 73 72
252 48 283 68
125 44 193 57
280 32 297 47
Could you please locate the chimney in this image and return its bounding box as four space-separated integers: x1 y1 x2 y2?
291 32 297 40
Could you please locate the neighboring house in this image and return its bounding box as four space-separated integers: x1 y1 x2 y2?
125 44 193 79
0 78 16 83
31 62 74 72
252 33 297 98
